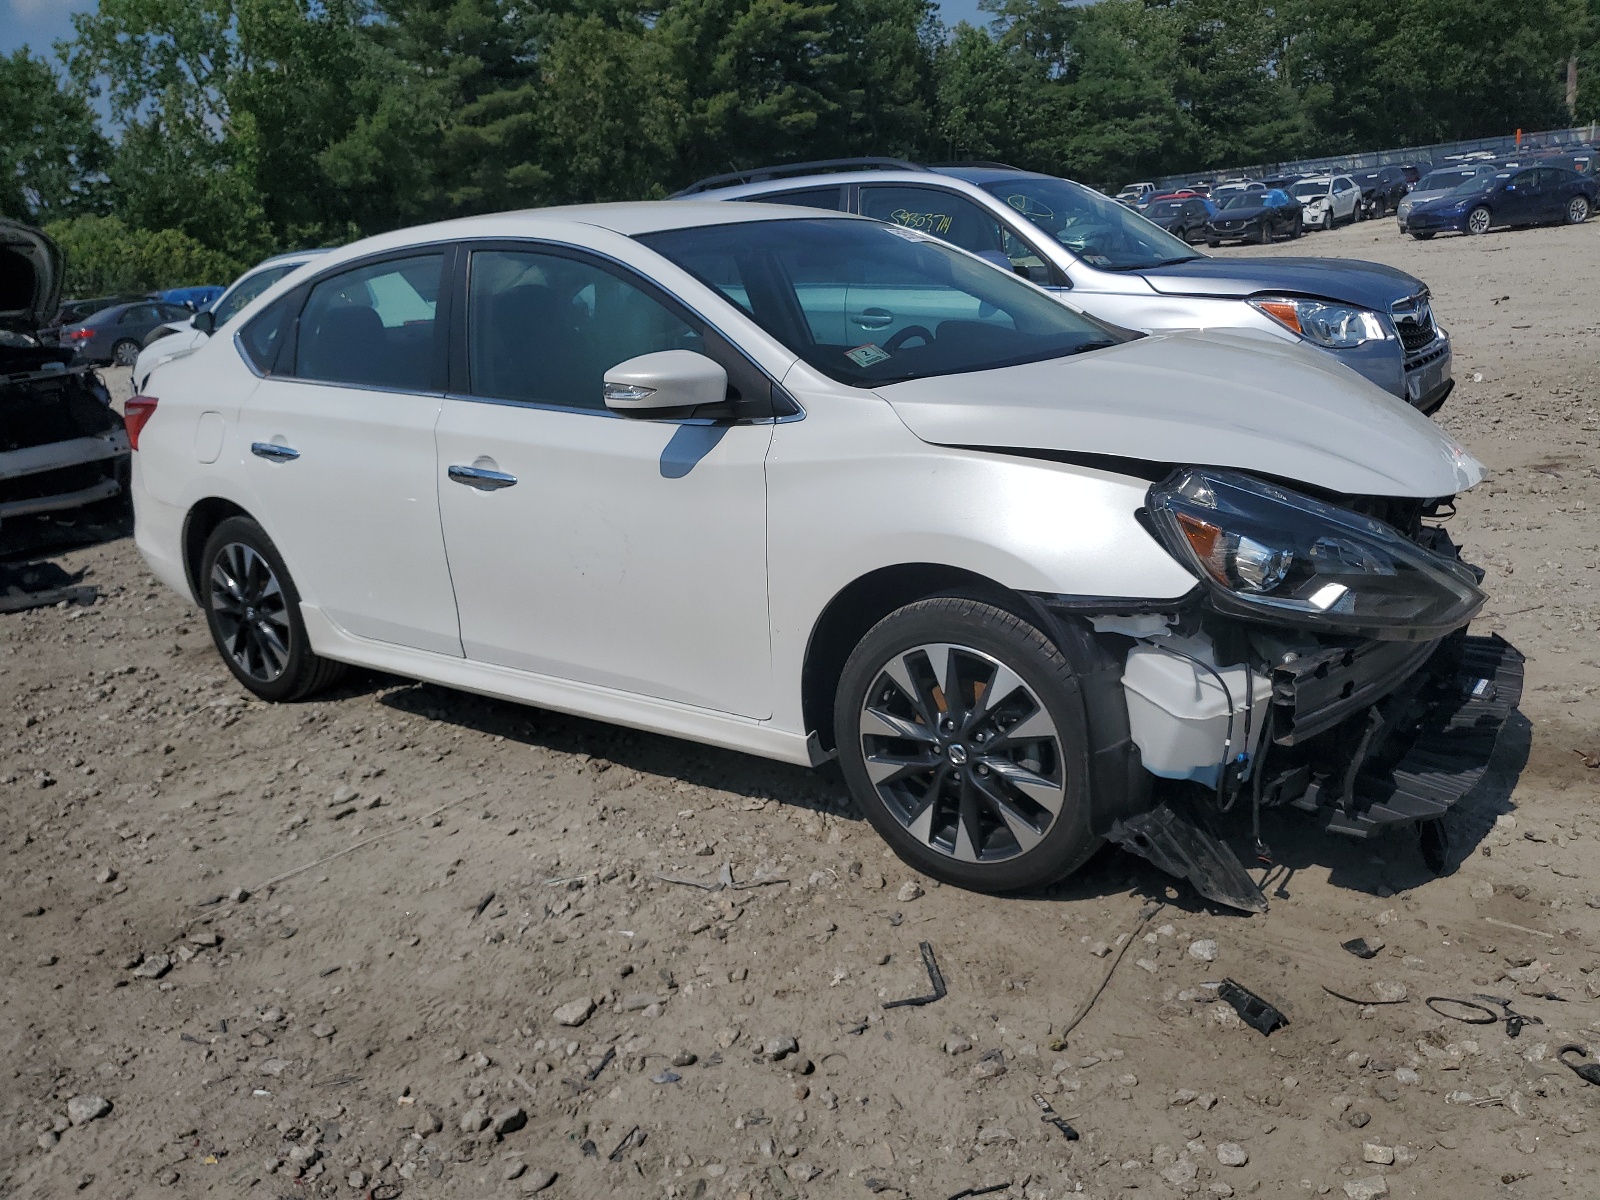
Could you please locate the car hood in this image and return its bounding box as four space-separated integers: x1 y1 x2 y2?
1134 254 1425 309
1402 187 1455 208
0 218 63 340
877 330 1484 499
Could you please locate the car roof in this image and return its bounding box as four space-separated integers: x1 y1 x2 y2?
272 202 872 276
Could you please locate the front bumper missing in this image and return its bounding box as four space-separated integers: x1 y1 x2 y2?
1108 801 1268 913
1291 634 1523 837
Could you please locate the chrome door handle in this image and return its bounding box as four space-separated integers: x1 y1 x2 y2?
448 464 518 490
854 307 893 330
251 442 300 462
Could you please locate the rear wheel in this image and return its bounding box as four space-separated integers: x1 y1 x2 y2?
834 596 1101 894
111 339 140 367
1467 206 1492 235
1567 195 1590 224
200 516 347 702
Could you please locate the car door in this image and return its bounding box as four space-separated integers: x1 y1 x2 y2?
1333 177 1356 220
433 243 774 717
236 249 464 656
1499 170 1539 223
1534 169 1571 221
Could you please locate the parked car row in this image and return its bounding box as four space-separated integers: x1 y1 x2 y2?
1119 146 1600 243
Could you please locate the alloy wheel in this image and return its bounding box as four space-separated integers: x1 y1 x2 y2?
1569 196 1590 224
209 542 292 682
113 340 139 366
1467 207 1492 235
857 642 1066 863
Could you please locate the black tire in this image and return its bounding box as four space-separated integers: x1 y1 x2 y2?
111 339 140 367
200 516 347 702
1566 195 1590 225
1256 222 1271 245
1206 237 1221 248
1466 205 1492 235
1410 231 1436 240
834 596 1104 893
1291 213 1303 239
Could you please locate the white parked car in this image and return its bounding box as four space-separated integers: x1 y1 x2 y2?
1290 175 1362 229
126 203 1520 908
133 249 330 391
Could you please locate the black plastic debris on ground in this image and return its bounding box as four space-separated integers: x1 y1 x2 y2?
0 560 96 614
1341 937 1384 959
1032 1092 1079 1141
1218 978 1288 1035
1106 801 1267 913
882 941 946 1009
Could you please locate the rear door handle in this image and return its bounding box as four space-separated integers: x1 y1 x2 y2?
448 464 518 490
251 442 300 462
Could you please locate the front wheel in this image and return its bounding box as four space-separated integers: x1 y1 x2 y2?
200 516 347 702
834 596 1100 893
1206 237 1221 248
1567 195 1590 224
1411 231 1436 240
1291 214 1303 239
1466 206 1492 235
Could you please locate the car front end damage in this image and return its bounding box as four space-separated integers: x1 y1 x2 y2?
1 364 128 523
2 219 130 526
1036 468 1521 913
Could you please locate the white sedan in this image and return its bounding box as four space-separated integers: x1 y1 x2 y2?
1290 175 1362 228
126 202 1512 907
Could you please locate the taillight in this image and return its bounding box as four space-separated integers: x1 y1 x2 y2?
124 396 158 450
65 327 94 342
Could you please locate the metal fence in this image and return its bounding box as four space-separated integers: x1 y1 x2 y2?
1146 123 1600 190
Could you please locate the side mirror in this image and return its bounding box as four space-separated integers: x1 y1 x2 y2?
603 350 727 417
193 310 216 335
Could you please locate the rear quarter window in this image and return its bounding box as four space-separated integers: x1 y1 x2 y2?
238 293 300 375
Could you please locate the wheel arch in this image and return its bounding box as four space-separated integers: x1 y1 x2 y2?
181 497 253 604
801 563 1014 755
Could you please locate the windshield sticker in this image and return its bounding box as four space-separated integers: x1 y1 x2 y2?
845 343 892 368
881 224 932 243
1083 254 1113 266
889 209 954 235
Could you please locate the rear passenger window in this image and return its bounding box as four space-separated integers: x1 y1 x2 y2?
466 249 705 412
293 255 443 391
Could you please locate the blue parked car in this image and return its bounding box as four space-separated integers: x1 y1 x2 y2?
152 285 225 310
1407 166 1597 238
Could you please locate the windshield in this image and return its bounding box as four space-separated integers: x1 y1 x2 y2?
1291 180 1330 199
1220 192 1265 210
638 218 1123 388
975 176 1199 270
213 262 300 324
1416 171 1472 191
1447 174 1500 197
1149 200 1188 216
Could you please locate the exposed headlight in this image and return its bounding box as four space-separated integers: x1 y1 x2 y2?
1146 469 1484 639
1249 297 1388 348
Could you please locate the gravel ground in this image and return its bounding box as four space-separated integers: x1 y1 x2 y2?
3 217 1598 1200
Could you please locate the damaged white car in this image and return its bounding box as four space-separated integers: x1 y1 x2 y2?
2 219 128 526
128 204 1520 911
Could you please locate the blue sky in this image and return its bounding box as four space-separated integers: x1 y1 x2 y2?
3 0 990 58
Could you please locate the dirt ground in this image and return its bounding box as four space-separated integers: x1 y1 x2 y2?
3 216 1598 1200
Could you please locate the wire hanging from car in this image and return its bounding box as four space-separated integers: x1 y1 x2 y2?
1137 640 1240 810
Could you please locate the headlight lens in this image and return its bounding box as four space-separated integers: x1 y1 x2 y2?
1249 296 1388 348
1147 469 1484 639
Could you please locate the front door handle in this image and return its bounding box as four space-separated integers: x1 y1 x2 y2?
448 464 518 490
251 441 300 462
854 307 893 330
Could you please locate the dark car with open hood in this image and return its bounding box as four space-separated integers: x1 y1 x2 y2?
1 219 129 528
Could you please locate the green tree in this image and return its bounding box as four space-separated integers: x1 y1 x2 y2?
44 214 243 294
0 49 109 222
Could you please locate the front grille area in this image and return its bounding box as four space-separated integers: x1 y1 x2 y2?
1391 293 1438 356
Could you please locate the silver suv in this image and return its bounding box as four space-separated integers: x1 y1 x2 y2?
680 159 1454 414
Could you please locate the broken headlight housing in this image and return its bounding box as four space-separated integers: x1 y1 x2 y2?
1147 469 1484 640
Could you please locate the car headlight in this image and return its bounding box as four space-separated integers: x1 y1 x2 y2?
1249 296 1388 348
1146 469 1484 639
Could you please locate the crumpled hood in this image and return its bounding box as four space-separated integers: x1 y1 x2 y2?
1137 255 1425 310
878 330 1485 499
